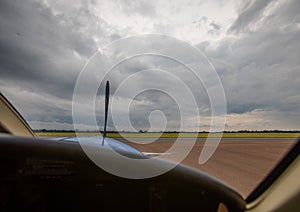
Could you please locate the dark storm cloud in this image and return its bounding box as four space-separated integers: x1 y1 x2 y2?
0 0 98 100
0 0 110 127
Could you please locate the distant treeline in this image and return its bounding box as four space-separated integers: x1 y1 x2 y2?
34 129 300 133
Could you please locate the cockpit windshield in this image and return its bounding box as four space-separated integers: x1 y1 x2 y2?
0 0 299 200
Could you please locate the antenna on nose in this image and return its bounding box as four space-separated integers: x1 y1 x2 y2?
102 81 109 145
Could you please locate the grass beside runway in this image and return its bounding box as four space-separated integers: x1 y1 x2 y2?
35 131 300 139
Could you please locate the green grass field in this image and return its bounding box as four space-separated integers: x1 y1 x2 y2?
35 132 300 139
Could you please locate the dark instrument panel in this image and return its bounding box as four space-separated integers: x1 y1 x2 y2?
0 136 245 211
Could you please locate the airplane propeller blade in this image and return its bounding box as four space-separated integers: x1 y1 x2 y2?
102 81 109 145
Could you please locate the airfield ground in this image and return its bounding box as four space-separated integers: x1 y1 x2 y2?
124 138 296 198
37 132 298 198
35 132 300 138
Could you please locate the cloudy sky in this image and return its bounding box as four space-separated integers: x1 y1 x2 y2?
0 0 299 131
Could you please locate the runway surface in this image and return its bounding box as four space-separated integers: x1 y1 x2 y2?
123 138 296 198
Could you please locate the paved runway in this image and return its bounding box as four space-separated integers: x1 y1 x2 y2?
123 138 296 198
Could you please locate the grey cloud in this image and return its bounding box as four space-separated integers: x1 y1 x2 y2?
128 90 181 131
263 0 300 29
0 0 114 127
119 0 156 17
0 0 99 99
193 16 208 28
204 1 300 119
229 0 273 33
209 21 221 35
87 41 213 130
195 41 211 53
1 0 299 131
110 34 122 42
210 21 221 31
